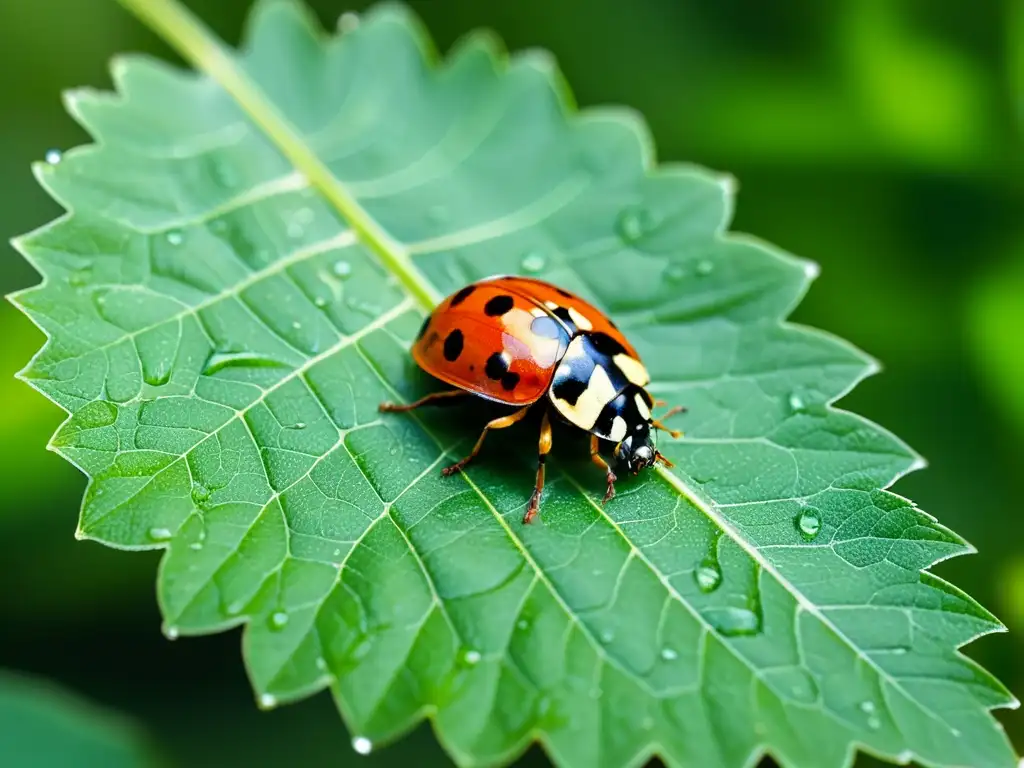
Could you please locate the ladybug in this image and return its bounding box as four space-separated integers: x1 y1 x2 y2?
379 275 685 524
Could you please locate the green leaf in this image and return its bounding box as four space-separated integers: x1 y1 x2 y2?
0 670 159 767
9 0 1019 766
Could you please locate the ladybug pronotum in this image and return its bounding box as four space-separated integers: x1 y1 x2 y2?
379 275 685 523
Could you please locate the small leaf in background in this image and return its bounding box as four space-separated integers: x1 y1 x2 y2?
7 1 1020 767
0 670 159 768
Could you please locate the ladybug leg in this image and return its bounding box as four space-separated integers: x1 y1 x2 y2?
441 405 531 478
651 419 683 439
589 435 617 504
379 389 469 412
524 410 553 525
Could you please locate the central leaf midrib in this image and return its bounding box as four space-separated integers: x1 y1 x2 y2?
116 0 956 742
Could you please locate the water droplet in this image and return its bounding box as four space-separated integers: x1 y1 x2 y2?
269 611 289 630
599 630 614 644
664 263 686 282
338 11 360 32
660 647 678 661
859 700 875 714
867 716 881 730
426 204 448 223
517 619 529 631
226 601 245 615
316 657 328 671
695 259 714 276
191 482 211 506
332 260 352 278
464 650 481 665
166 230 183 246
259 693 277 709
142 363 171 387
694 560 722 593
520 250 546 273
788 392 806 412
45 149 62 165
333 548 342 557
615 205 658 243
148 527 172 542
292 422 307 430
165 625 179 640
68 265 93 287
314 297 328 308
795 508 822 540
189 542 203 551
291 320 302 330
708 607 761 636
351 736 372 755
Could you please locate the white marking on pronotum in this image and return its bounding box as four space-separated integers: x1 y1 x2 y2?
610 415 628 441
634 393 651 420
614 354 649 386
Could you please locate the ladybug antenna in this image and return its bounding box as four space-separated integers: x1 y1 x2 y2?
654 450 674 468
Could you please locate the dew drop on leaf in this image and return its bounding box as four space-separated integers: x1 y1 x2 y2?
788 391 806 413
259 693 277 709
709 607 761 636
860 700 875 714
615 205 658 243
148 527 172 542
338 11 360 32
664 263 686 282
189 542 203 551
166 230 183 246
520 250 546 273
164 625 179 640
190 482 211 506
142 362 171 387
695 259 714 276
867 716 881 730
226 601 245 616
332 260 352 278
292 422 307 430
269 611 289 630
316 657 328 671
44 149 62 165
694 560 722 593
463 650 481 665
516 619 529 631
660 647 678 661
599 629 614 644
351 737 372 755
795 507 822 540
314 296 328 308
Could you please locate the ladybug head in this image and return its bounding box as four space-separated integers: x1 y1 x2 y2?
613 427 658 475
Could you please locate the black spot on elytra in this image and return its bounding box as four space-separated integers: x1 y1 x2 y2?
483 294 515 317
449 285 475 308
552 306 575 327
588 331 626 358
501 372 520 391
530 315 562 340
485 352 508 380
443 329 464 361
595 393 627 436
415 315 431 341
552 376 588 406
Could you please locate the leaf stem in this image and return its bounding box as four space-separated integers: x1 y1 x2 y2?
113 0 442 310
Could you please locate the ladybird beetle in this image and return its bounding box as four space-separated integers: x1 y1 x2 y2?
379 275 685 523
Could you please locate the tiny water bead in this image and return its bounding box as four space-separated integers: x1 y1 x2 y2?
660 647 678 661
166 230 184 246
694 560 722 593
148 527 172 542
351 737 373 755
44 148 62 165
516 619 529 630
259 693 278 709
165 625 180 640
599 629 614 644
615 205 659 244
520 250 546 274
788 392 806 412
664 263 686 282
795 508 822 540
269 611 290 630
695 259 714 276
859 700 875 714
314 296 329 308
463 650 481 665
189 542 203 551
709 607 761 637
332 259 352 278
338 11 360 32
292 422 307 430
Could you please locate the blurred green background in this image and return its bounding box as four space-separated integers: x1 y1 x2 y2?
1 0 1021 766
